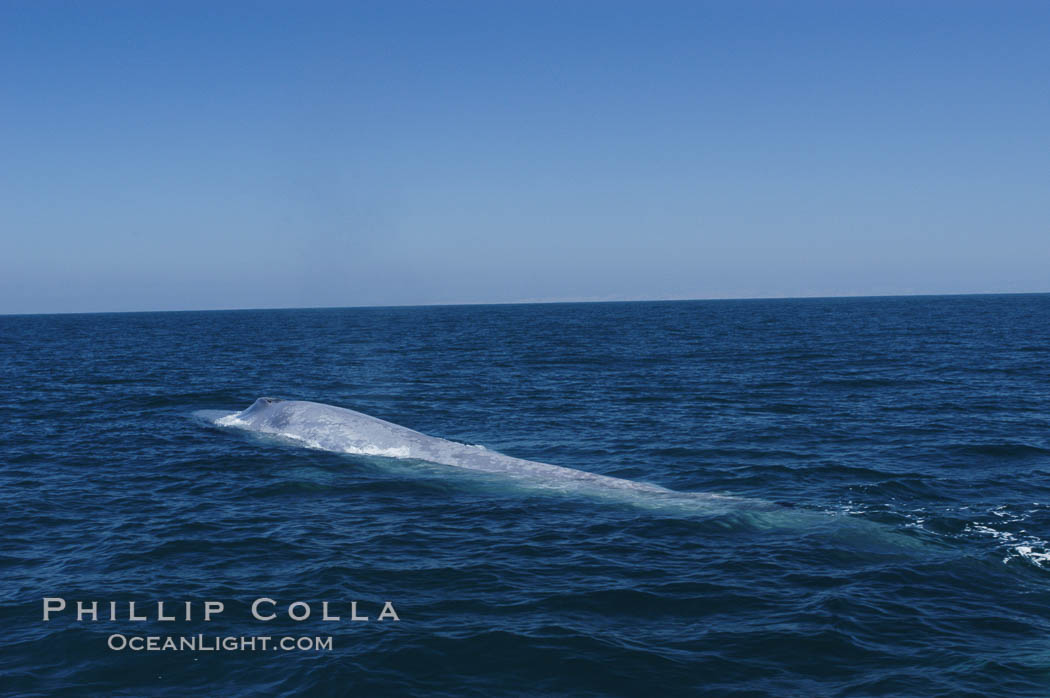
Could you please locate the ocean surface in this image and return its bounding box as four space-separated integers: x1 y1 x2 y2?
2 294 1050 696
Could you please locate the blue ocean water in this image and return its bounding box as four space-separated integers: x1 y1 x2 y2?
2 294 1050 696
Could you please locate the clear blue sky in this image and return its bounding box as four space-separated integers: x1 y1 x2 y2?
3 1 1048 313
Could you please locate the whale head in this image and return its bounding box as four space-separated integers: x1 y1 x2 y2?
239 396 284 421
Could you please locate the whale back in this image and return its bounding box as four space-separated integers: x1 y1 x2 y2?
217 398 702 495
212 397 835 522
221 398 434 459
207 398 937 546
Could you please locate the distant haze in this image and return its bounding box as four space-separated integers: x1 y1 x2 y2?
3 1 1048 314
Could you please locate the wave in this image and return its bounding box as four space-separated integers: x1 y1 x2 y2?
948 443 1050 458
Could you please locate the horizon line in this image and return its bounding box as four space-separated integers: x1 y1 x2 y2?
3 289 1049 318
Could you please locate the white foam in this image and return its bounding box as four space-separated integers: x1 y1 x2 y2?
964 521 1050 569
214 413 248 428
833 502 1050 565
1014 546 1050 566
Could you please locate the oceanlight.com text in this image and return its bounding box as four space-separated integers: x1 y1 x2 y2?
107 634 334 652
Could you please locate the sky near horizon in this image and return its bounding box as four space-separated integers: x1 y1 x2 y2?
3 1 1049 314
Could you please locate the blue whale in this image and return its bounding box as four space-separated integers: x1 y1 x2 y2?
206 398 936 549
212 397 764 515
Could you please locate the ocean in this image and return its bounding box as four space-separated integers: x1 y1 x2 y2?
2 294 1049 696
